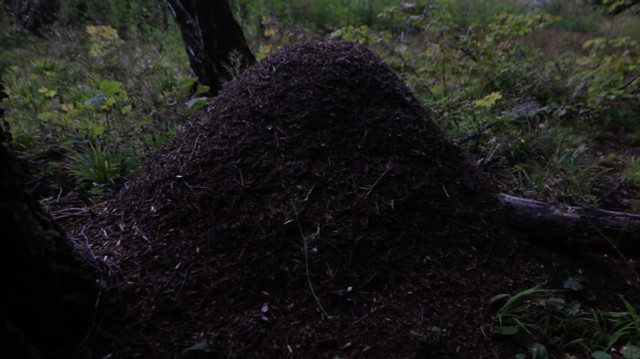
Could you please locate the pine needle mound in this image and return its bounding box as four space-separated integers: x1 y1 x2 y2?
85 40 533 358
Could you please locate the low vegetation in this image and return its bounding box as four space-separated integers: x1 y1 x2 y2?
1 0 639 357
491 282 640 359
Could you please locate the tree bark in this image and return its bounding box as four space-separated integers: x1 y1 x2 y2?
499 193 640 256
3 0 60 36
167 0 256 96
593 0 640 15
0 73 98 358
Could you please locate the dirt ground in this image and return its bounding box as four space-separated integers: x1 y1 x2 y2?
69 40 640 358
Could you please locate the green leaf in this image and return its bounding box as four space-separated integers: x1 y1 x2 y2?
185 97 209 110
490 293 510 304
194 83 210 96
474 91 502 108
494 326 519 335
591 351 612 359
622 345 640 359
91 125 105 136
410 329 428 342
99 80 125 98
185 340 216 353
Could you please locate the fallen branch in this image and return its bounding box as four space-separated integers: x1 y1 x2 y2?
498 193 640 256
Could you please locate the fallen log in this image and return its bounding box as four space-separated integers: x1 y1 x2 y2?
499 193 640 256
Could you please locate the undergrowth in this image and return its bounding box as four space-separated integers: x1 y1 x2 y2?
1 17 195 200
491 282 640 359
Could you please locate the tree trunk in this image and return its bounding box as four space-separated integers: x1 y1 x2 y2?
0 74 98 358
2 0 60 36
593 0 640 15
499 193 640 256
167 0 256 96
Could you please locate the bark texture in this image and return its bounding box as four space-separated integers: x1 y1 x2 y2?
0 76 97 358
2 0 60 36
594 0 640 14
500 193 640 256
167 0 256 95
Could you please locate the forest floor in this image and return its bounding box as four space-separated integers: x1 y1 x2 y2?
2 1 640 358
60 40 640 359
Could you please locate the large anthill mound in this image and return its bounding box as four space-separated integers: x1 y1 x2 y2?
81 40 633 358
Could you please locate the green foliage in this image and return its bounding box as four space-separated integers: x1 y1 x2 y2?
1 13 191 190
86 25 125 58
542 0 603 34
58 0 170 37
229 0 398 59
67 140 129 184
231 0 396 32
491 286 640 357
570 37 640 140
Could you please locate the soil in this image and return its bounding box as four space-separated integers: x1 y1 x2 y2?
73 40 640 358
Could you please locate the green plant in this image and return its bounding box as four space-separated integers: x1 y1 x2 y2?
491 286 640 356
67 141 128 185
621 157 640 186
2 16 191 196
569 37 640 140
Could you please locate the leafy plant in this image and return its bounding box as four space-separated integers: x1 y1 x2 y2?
67 141 128 185
491 286 640 356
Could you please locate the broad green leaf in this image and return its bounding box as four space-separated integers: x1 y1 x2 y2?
99 80 125 98
474 92 502 108
194 83 210 96
494 326 519 335
91 125 105 136
591 351 611 359
622 345 640 359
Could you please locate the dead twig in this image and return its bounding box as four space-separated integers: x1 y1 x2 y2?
457 121 500 146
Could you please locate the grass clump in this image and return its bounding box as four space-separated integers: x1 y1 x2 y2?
66 140 130 185
491 283 640 358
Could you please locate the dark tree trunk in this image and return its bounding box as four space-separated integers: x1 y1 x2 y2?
593 0 640 14
167 0 256 96
0 74 98 358
3 0 60 36
499 193 640 256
